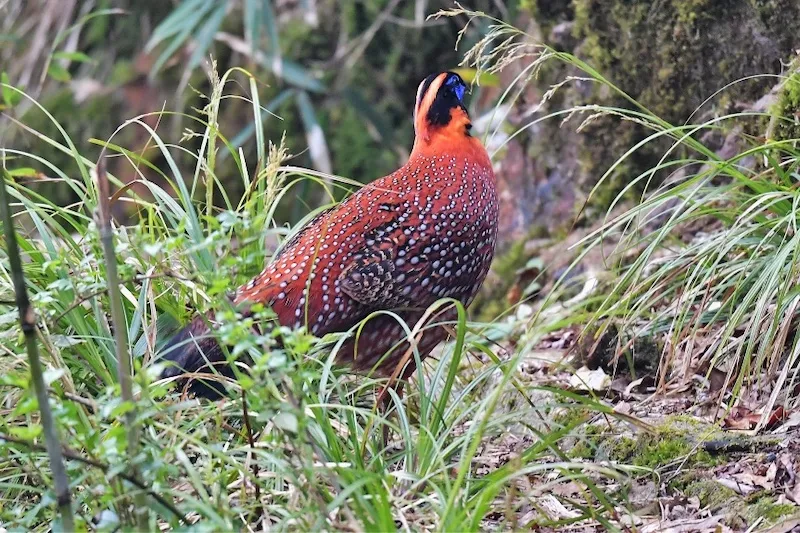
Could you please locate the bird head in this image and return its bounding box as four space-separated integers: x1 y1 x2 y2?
413 71 472 146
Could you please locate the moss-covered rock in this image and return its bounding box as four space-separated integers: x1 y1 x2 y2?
682 477 739 509
572 0 794 122
744 496 799 524
770 66 800 142
577 414 724 468
509 0 800 220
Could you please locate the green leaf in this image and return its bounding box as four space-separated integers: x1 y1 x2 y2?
13 395 39 417
268 57 324 92
273 412 298 433
244 0 259 47
52 51 95 64
453 67 500 86
149 0 215 75
7 167 38 178
1 72 21 107
110 400 135 419
186 3 227 72
47 63 71 82
143 242 163 256
0 372 28 388
9 424 42 440
146 0 210 49
261 0 280 56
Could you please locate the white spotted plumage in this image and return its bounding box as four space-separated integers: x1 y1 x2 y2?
234 153 498 373
161 72 499 393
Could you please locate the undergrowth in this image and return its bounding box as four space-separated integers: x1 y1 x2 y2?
442 6 800 422
0 58 630 530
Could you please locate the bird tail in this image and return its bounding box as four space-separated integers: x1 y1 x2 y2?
159 313 233 399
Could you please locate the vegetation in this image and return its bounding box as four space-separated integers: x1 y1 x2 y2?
0 55 627 532
2 1 800 531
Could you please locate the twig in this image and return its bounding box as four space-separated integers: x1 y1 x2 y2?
0 432 188 525
52 388 98 413
241 391 264 525
0 166 75 530
93 158 148 529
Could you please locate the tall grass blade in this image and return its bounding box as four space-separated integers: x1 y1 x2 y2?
296 91 332 176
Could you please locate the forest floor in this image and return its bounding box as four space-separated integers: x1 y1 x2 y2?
463 244 800 531
491 330 800 532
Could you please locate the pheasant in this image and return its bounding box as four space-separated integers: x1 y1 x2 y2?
160 71 499 397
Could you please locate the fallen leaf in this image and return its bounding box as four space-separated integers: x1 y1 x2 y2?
569 366 611 391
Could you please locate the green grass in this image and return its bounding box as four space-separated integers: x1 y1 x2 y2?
0 63 629 531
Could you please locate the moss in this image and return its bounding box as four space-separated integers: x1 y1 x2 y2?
574 0 781 122
552 407 593 428
659 414 723 437
633 435 717 469
770 68 800 142
567 421 718 467
523 0 575 29
667 471 799 528
750 0 800 52
600 415 723 468
566 0 798 211
673 0 714 24
605 435 638 462
744 496 799 524
683 478 739 509
560 415 606 459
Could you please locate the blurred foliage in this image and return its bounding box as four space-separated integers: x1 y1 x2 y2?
1 0 520 222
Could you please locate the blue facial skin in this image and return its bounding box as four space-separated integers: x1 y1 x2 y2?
446 74 466 102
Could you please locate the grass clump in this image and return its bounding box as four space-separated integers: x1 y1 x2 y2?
444 6 800 416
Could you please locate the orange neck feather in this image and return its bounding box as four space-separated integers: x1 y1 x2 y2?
411 106 491 169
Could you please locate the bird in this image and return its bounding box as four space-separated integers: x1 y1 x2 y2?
160 71 499 398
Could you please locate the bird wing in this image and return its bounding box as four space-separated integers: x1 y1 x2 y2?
337 202 433 310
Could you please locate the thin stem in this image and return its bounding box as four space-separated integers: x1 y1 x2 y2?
93 159 148 530
241 391 264 525
0 166 75 531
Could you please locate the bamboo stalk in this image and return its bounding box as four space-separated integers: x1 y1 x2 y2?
0 167 75 531
93 160 148 530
